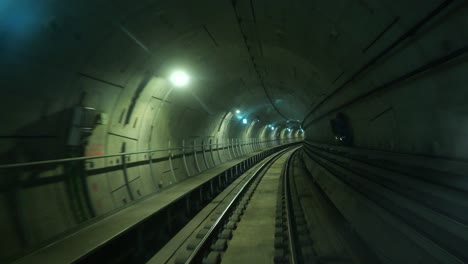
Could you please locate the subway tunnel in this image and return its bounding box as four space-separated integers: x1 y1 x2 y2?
1 0 468 263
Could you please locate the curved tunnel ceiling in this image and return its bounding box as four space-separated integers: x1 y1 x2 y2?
116 0 360 122
1 0 464 155
0 0 410 124
2 0 468 261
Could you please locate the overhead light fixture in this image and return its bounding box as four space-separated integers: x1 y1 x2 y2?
170 70 189 87
236 110 241 114
271 126 275 131
242 118 248 124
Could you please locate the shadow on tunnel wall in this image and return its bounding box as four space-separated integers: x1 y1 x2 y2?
1 109 74 164
0 107 95 261
0 106 136 261
329 112 353 147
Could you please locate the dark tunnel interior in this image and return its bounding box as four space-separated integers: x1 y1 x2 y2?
1 0 468 263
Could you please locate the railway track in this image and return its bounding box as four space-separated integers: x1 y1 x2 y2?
149 147 298 263
12 141 465 263
150 146 374 264
147 147 303 263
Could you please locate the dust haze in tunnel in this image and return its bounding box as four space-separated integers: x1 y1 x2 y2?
1 0 468 261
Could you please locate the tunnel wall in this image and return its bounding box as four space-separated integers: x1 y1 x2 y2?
0 24 303 262
0 68 301 261
300 3 468 262
0 72 300 262
302 2 468 159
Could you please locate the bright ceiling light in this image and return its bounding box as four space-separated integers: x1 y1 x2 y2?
236 110 241 114
242 118 248 124
170 71 189 87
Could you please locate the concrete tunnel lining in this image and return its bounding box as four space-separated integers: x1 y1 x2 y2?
1 0 468 262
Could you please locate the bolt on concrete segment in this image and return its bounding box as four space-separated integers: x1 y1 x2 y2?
221 153 290 264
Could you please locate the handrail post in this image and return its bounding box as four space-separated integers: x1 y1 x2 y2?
216 138 223 163
168 140 176 185
226 138 232 160
238 138 243 156
209 138 216 167
231 138 236 159
148 150 158 190
202 139 209 169
182 139 191 177
121 149 134 201
193 139 201 173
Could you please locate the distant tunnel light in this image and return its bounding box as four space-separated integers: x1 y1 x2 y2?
242 118 248 124
271 126 275 131
170 71 189 87
236 110 241 114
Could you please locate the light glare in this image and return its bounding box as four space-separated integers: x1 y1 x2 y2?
170 71 189 87
242 118 248 124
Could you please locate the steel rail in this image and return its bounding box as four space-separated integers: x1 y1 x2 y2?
283 148 300 264
184 147 294 263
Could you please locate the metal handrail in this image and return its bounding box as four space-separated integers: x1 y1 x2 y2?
0 138 303 169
